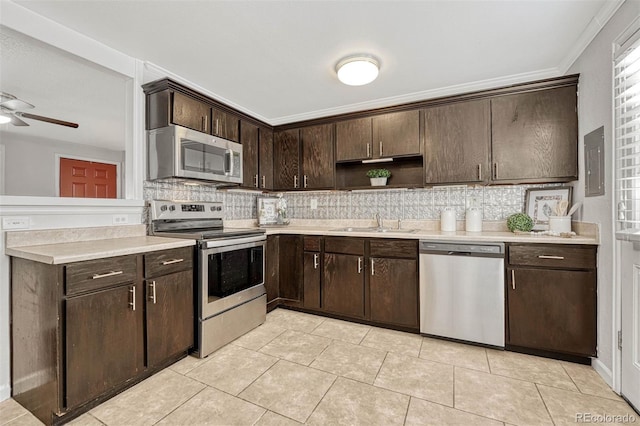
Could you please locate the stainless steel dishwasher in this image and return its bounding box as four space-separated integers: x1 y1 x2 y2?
419 240 505 347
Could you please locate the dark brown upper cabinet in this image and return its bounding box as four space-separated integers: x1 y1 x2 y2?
242 122 275 190
372 110 420 158
491 86 578 183
274 129 301 190
274 125 334 190
212 108 240 142
336 117 373 161
423 99 490 184
335 111 420 162
301 124 335 189
147 90 212 133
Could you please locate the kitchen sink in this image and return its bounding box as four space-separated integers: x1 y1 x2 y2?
331 227 417 233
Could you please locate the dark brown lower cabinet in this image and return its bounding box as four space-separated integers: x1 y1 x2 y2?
369 257 418 328
278 235 303 305
303 252 321 309
11 247 194 425
265 235 280 309
65 284 143 408
146 270 194 367
506 243 597 358
323 253 365 318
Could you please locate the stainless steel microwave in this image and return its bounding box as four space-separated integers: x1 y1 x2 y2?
147 125 243 184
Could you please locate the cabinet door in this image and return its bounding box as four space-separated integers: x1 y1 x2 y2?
241 121 260 188
265 235 280 305
491 86 578 181
303 252 321 309
424 100 490 184
172 92 211 133
370 258 418 328
146 270 194 367
279 235 303 303
212 108 240 142
274 129 300 190
323 253 365 318
301 124 335 189
336 117 372 161
259 128 274 190
507 268 596 356
65 284 143 408
372 110 420 158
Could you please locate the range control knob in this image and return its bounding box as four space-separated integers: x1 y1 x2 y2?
160 205 168 212
217 206 222 211
169 205 176 212
210 206 216 212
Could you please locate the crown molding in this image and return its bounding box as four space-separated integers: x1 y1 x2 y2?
269 67 560 126
558 0 626 73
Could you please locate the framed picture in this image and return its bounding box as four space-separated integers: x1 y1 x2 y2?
524 187 573 230
257 196 279 225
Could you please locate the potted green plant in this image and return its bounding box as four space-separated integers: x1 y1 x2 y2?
366 168 391 186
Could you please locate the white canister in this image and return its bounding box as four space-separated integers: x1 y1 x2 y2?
441 207 456 232
548 216 571 233
465 207 483 232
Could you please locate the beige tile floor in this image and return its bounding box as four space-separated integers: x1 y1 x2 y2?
1 308 636 425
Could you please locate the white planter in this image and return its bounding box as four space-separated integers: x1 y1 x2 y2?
370 177 388 186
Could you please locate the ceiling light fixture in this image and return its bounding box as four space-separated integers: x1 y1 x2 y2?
336 55 379 86
0 113 11 124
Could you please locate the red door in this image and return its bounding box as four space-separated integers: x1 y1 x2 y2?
59 158 117 198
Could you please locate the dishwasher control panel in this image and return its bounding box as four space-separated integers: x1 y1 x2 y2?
419 241 504 256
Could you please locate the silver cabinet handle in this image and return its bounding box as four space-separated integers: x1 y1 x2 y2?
511 270 515 290
538 255 565 260
204 115 208 131
92 270 123 279
201 116 206 132
303 175 308 188
371 259 375 276
367 143 371 158
162 258 184 265
149 281 157 304
477 164 482 181
379 141 383 157
493 163 498 179
261 176 266 188
129 285 136 311
293 175 298 188
254 174 259 188
216 118 219 135
313 253 319 269
357 257 362 274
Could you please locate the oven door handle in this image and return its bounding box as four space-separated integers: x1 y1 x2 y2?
202 234 266 249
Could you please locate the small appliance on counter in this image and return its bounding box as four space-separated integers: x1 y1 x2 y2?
440 207 456 232
465 207 483 232
257 195 289 226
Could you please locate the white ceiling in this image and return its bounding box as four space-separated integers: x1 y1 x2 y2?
8 0 622 126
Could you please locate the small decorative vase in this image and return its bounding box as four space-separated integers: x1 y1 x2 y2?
370 177 388 186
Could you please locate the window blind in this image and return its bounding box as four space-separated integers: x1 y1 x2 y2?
615 31 640 232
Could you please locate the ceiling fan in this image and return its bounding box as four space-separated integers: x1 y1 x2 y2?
0 92 79 128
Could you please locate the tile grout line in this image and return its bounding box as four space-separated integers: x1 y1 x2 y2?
534 383 558 426
150 386 208 426
302 374 339 424
452 365 456 409
402 396 412 426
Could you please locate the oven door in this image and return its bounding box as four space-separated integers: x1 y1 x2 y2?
199 235 265 319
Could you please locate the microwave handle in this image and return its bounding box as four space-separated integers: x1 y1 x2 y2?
225 149 233 176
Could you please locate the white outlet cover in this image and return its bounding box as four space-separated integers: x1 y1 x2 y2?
310 199 318 210
2 216 30 230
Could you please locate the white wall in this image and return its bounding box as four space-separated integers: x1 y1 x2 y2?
568 0 640 385
2 134 125 197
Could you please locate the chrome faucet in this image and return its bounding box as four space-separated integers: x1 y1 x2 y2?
375 212 383 229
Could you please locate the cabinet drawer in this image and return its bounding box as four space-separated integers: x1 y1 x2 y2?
508 245 596 269
370 239 417 258
66 255 137 296
144 247 193 278
324 237 365 255
303 236 322 252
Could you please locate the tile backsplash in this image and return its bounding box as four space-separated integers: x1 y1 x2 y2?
143 180 563 222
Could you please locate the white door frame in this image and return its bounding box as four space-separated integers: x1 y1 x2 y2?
55 153 123 199
0 144 5 195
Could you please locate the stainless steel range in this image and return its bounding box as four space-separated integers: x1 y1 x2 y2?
149 200 266 358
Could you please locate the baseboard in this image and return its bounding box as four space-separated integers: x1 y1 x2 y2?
0 383 11 402
592 358 614 389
